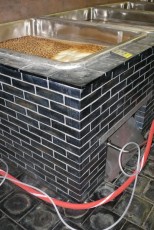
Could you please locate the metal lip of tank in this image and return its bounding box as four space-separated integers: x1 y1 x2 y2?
0 17 147 69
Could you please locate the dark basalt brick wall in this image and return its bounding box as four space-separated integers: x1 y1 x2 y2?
0 44 153 202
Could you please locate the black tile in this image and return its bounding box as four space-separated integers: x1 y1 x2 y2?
20 128 41 143
9 116 28 130
43 152 66 170
38 106 64 123
144 208 154 230
1 191 38 221
11 130 30 144
27 110 50 125
12 79 35 94
36 86 63 103
92 73 111 91
83 207 125 230
52 121 80 139
112 63 128 78
111 80 126 96
121 222 143 230
25 92 49 107
0 181 15 201
0 217 24 230
65 97 80 110
0 104 16 117
135 60 147 72
21 141 42 156
65 117 81 130
140 64 151 76
91 91 110 112
3 131 21 144
0 65 21 79
128 55 141 67
49 81 81 98
29 126 52 141
53 137 80 155
42 139 66 156
102 78 119 95
81 89 101 109
54 152 79 170
114 192 152 226
0 74 11 84
120 66 134 82
6 101 26 115
143 180 154 202
91 109 109 130
127 71 140 85
23 73 47 87
53 220 84 230
17 113 39 128
20 203 59 230
3 84 24 98
40 123 65 140
50 101 80 120
0 98 5 105
0 111 7 120
141 48 153 60
0 91 14 102
15 97 37 111
1 118 19 132
0 123 10 133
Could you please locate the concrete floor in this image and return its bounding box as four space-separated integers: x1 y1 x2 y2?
0 145 154 230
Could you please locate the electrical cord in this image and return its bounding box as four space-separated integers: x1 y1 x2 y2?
0 141 141 230
0 120 153 229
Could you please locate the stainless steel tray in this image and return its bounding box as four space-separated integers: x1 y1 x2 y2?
0 18 146 68
44 7 154 27
103 1 154 11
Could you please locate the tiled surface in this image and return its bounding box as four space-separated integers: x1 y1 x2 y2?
0 34 153 201
0 146 153 229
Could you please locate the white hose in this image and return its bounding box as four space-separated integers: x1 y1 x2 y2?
0 141 141 230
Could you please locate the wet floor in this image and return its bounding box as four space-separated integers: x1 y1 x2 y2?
0 145 154 229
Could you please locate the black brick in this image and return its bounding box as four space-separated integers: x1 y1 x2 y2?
42 139 66 156
15 97 37 111
20 128 41 143
0 74 11 84
50 101 80 120
120 66 134 81
0 104 16 117
6 101 26 115
0 98 5 105
25 92 49 107
0 91 14 102
17 113 39 128
111 80 126 96
40 123 65 140
23 73 47 88
52 121 80 139
53 137 80 155
4 131 21 144
29 126 52 141
92 91 110 111
3 84 23 98
0 65 21 79
9 116 28 130
1 119 19 132
49 81 81 98
38 106 64 123
11 130 30 144
12 79 35 93
0 111 7 120
36 87 63 103
27 110 50 125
